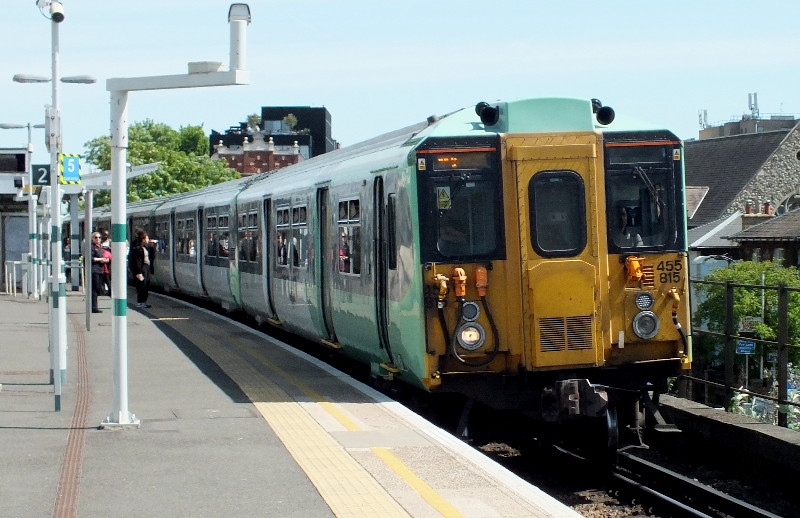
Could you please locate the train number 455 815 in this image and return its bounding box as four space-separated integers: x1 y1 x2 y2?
656 260 682 284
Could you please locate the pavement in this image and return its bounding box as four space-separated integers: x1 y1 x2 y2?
0 288 581 518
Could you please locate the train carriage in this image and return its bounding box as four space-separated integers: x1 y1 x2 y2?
81 96 691 450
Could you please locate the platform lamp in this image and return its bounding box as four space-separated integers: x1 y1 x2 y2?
15 0 97 412
0 122 46 299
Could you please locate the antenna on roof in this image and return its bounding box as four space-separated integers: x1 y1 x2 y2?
748 93 760 119
698 109 708 129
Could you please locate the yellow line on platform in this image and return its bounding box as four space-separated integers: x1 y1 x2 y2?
372 447 466 518
192 319 463 518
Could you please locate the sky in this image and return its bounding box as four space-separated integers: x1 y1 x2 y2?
2 0 800 167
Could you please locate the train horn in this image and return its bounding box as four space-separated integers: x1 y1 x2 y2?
475 102 500 126
591 98 615 125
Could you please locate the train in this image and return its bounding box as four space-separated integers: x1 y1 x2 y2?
83 97 692 452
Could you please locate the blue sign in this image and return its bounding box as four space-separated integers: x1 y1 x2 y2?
768 352 778 363
736 340 756 354
59 154 81 184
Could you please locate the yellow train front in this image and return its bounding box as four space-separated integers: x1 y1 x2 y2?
413 98 690 441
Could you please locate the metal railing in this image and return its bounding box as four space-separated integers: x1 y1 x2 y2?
687 279 799 428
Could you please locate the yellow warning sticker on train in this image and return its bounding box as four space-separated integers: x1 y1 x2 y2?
418 158 426 170
437 186 451 210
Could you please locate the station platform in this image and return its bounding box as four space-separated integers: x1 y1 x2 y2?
0 289 580 518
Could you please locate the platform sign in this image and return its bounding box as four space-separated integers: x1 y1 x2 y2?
59 154 81 185
736 340 756 355
32 164 51 185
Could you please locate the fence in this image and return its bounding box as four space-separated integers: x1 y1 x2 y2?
687 279 799 428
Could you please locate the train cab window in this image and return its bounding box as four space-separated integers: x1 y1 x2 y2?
338 199 361 275
276 208 290 267
291 206 308 268
605 167 678 252
417 145 505 263
217 215 230 258
528 171 587 257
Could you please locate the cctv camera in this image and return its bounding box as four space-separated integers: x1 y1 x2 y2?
49 1 65 23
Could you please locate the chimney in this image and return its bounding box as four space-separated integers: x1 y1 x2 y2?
744 199 753 214
763 200 772 215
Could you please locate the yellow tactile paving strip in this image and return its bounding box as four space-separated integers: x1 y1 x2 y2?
185 319 412 518
160 304 574 518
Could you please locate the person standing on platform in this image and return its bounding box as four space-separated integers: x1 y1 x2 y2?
100 229 112 295
89 232 108 313
129 229 155 309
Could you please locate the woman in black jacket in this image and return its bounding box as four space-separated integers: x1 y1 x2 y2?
128 229 155 308
90 232 109 313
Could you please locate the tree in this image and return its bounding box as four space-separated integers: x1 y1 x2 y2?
246 113 261 133
282 113 298 131
83 119 240 206
694 260 800 365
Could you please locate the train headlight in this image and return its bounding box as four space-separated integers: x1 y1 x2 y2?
461 301 480 321
632 311 660 339
634 291 655 311
456 322 486 351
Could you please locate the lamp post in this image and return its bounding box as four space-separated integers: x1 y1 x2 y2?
0 122 45 299
17 0 97 412
102 3 250 427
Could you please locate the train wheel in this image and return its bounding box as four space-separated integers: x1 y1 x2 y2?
604 405 620 465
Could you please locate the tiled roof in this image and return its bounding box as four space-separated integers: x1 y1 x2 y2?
728 208 800 241
684 130 790 227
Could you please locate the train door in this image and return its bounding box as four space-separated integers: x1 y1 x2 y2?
196 207 206 294
169 211 178 286
373 177 395 362
510 137 603 369
262 197 280 323
316 187 336 342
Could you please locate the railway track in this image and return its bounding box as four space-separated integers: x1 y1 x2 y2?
613 449 784 518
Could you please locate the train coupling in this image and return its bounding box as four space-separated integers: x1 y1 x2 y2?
555 379 608 419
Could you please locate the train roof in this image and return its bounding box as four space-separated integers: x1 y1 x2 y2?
91 97 674 212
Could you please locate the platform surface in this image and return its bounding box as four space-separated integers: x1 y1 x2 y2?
0 290 580 518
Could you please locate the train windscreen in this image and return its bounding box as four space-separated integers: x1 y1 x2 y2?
605 141 685 253
417 142 505 263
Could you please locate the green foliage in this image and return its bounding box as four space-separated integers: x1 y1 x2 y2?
246 113 261 132
694 261 800 365
282 113 298 130
695 261 800 338
83 119 239 206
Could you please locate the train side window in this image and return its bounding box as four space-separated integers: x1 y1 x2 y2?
528 171 586 257
387 194 397 270
291 205 308 268
276 207 290 267
206 216 217 257
338 199 361 275
177 219 185 255
186 218 196 259
248 212 259 262
218 215 229 258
